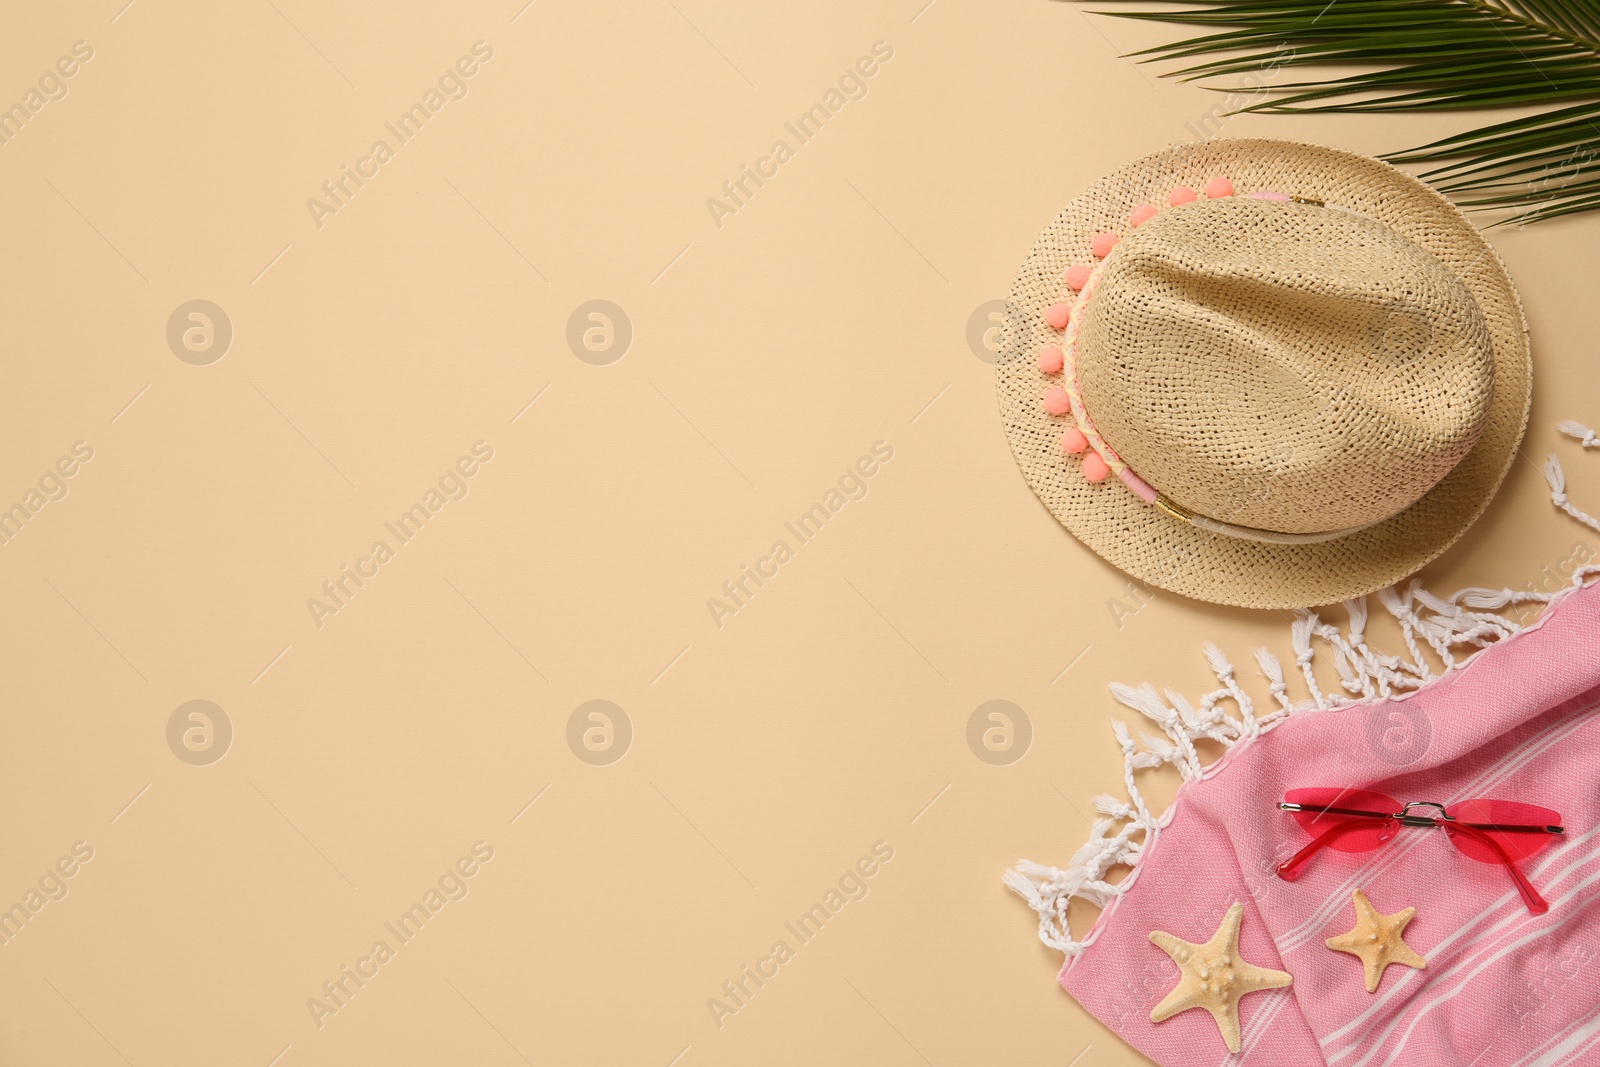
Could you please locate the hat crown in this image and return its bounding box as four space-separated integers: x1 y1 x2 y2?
1076 198 1495 535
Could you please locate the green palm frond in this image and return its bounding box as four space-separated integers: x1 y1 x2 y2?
1068 0 1600 223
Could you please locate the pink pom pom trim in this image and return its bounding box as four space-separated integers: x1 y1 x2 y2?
1169 186 1197 206
1091 232 1120 258
1205 177 1234 198
1036 239 1185 505
1129 204 1159 228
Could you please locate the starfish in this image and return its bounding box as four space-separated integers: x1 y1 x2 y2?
1149 902 1293 1053
1325 888 1427 993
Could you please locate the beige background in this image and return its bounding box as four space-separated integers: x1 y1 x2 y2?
3 2 1599 1064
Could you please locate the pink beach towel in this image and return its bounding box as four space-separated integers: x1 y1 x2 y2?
1010 563 1600 1065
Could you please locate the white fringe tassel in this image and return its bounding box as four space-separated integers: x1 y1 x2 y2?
1558 420 1600 449
1008 424 1600 959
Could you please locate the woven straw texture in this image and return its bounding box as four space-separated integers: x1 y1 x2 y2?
997 139 1530 609
1080 198 1495 534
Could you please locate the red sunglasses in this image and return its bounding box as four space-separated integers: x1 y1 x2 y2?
1275 787 1566 914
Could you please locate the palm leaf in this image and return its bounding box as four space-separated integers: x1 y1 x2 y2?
1065 0 1600 222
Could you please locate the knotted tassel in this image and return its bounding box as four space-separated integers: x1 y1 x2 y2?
1558 420 1600 448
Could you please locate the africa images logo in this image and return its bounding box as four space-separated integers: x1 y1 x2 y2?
305 442 494 629
306 41 494 229
705 41 894 230
306 841 495 1029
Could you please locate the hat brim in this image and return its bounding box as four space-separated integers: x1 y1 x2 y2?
997 138 1531 609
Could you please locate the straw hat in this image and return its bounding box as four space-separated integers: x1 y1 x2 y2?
997 138 1530 609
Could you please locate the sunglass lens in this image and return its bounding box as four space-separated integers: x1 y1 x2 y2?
1285 787 1400 852
1444 799 1562 864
